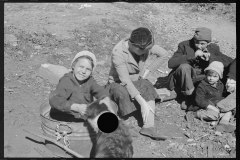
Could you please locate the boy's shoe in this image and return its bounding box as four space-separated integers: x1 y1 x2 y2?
216 124 236 133
139 127 167 141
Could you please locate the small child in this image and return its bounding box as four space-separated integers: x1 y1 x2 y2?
194 61 225 121
186 61 235 133
49 51 115 121
186 61 224 122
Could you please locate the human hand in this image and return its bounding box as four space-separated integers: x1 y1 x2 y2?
195 50 204 58
99 97 115 114
226 78 236 93
201 52 210 61
71 103 87 115
139 100 154 124
135 95 154 123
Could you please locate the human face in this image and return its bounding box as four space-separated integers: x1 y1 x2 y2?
206 71 219 85
73 58 93 82
194 39 209 51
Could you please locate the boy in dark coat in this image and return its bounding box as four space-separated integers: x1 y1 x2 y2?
194 61 225 121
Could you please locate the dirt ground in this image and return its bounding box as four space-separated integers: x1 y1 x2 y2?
4 3 236 158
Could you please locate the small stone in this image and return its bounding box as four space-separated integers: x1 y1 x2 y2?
187 138 194 142
34 45 42 50
17 51 23 55
200 143 206 148
208 135 214 140
5 34 17 42
224 144 231 150
215 131 222 136
12 42 18 47
210 121 217 126
178 144 184 150
188 143 197 146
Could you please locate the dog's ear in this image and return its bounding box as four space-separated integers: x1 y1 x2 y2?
86 100 109 119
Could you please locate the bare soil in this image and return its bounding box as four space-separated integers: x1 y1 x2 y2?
4 3 236 158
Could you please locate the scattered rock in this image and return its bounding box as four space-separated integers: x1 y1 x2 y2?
17 51 23 55
177 144 184 150
38 64 71 85
5 34 18 47
34 45 42 50
227 134 236 148
5 34 18 43
188 143 197 146
215 131 222 136
187 138 194 142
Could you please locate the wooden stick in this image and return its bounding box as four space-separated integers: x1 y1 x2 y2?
23 129 84 158
195 134 209 141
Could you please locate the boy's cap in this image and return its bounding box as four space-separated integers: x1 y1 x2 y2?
194 27 212 42
129 27 153 49
71 51 97 70
204 61 224 78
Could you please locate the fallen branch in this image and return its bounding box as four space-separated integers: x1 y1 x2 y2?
23 129 84 158
195 134 209 141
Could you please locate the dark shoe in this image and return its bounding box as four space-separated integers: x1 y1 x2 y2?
185 111 197 122
139 127 167 141
181 95 194 110
216 124 236 133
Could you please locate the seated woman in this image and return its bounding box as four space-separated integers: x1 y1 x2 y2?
49 51 115 122
106 27 169 140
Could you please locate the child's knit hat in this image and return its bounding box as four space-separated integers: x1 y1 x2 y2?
204 61 224 78
71 51 97 70
194 27 212 42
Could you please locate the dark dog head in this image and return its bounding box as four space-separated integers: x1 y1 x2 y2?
85 100 133 158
